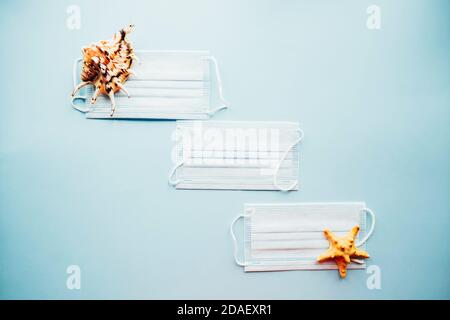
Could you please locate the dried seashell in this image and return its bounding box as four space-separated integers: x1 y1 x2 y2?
72 25 136 116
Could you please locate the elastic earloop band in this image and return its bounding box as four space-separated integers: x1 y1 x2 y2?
168 161 183 186
168 127 184 186
71 96 89 113
356 207 376 247
204 56 229 116
272 128 304 192
73 58 82 88
208 104 228 116
230 214 246 266
71 58 89 113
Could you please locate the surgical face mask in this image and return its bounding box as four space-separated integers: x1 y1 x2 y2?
71 50 228 119
230 202 375 272
168 121 303 191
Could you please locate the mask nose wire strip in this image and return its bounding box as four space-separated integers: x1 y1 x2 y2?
356 207 376 247
230 214 246 266
71 58 89 113
272 128 304 192
204 56 229 116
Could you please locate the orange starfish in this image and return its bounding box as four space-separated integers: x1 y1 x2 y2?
317 225 369 278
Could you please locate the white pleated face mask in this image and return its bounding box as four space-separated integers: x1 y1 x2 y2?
230 203 375 272
71 50 228 119
168 121 303 191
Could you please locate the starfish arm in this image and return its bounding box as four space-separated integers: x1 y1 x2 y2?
323 229 338 243
353 247 370 259
317 249 334 262
343 254 351 264
348 225 360 239
336 257 348 278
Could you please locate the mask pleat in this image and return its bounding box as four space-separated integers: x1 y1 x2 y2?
126 80 207 89
251 248 326 259
252 231 348 241
135 51 209 81
179 167 297 179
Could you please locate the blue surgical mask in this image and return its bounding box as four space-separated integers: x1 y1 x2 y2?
230 202 375 272
71 50 228 119
168 120 304 191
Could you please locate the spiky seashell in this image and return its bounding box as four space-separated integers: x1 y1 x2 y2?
71 25 136 116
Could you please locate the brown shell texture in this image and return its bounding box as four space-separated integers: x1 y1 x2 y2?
72 25 136 116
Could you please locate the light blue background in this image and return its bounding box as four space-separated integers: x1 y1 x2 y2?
0 0 449 299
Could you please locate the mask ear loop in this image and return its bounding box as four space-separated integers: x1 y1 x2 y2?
203 56 229 116
168 126 184 187
272 128 304 192
71 58 89 113
350 207 375 264
230 213 251 267
230 214 246 266
356 207 376 247
168 161 183 186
